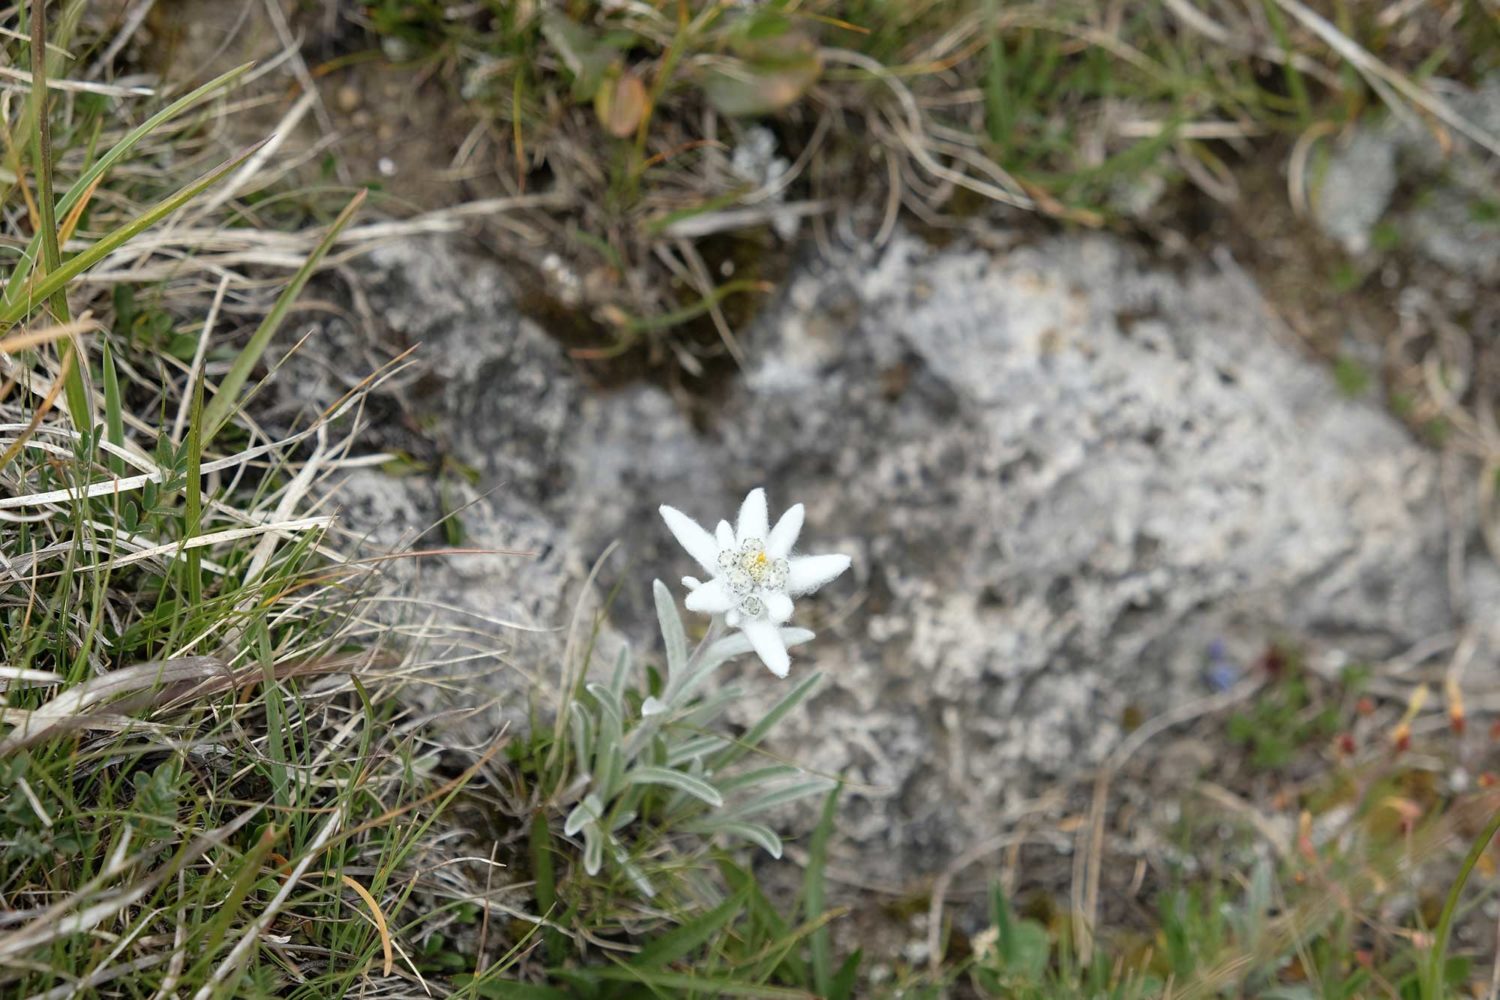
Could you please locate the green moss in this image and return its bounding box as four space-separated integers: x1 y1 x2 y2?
1333 355 1372 397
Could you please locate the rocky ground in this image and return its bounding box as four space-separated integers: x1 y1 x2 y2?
277 206 1498 899
201 0 1500 960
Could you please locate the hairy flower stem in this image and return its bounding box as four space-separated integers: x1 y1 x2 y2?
674 617 727 698
622 617 725 762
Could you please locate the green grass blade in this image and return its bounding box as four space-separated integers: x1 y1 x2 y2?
720 857 791 938
982 0 1011 150
633 885 750 969
716 857 814 985
3 62 252 305
28 0 63 307
100 337 124 475
200 188 365 446
64 66 252 218
529 811 565 964
185 823 279 978
1260 0 1312 124
805 784 839 994
183 371 204 608
1423 805 1500 1000
710 672 821 771
28 0 90 433
0 143 265 329
827 950 861 1000
253 619 291 808
728 907 848 988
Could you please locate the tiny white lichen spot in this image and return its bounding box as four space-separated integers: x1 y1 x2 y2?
659 488 851 677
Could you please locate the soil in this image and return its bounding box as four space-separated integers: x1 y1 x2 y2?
133 0 492 212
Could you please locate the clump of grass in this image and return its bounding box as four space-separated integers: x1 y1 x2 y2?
0 11 504 996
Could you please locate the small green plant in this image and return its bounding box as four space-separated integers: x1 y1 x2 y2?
524 490 849 902
970 889 1052 994
476 490 858 993
1333 355 1372 397
1227 650 1339 770
556 586 831 896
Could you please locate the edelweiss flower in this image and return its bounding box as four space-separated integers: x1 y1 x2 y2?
659 488 850 677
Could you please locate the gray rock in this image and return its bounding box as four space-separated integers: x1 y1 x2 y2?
298 240 611 735
1407 190 1500 282
319 229 1469 881
1312 74 1500 276
1313 129 1399 255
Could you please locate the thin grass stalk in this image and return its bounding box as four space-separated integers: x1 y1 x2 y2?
184 371 204 609
28 0 91 434
1424 803 1500 1000
100 338 123 475
200 188 366 446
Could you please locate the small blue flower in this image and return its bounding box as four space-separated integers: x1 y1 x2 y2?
1204 640 1238 692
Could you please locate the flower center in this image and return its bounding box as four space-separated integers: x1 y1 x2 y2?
717 538 789 616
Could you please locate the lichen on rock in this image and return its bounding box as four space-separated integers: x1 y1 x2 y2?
314 228 1474 882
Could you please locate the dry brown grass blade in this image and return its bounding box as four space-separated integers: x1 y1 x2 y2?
0 651 385 754
0 315 99 354
56 172 104 245
0 656 230 753
0 346 74 473
339 873 395 976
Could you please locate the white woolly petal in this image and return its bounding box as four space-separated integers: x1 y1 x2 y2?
766 503 804 559
682 576 702 590
765 592 794 623
741 618 790 678
660 505 719 575
786 553 851 596
684 578 736 614
715 520 736 551
736 488 769 545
